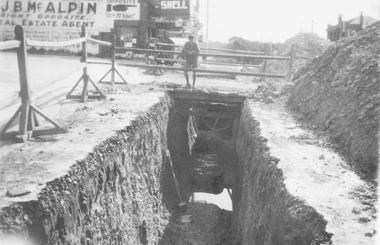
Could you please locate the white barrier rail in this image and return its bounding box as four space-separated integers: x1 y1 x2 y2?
0 40 21 50
86 38 112 47
26 37 86 47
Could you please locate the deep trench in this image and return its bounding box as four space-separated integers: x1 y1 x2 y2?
161 91 331 245
158 92 242 244
0 91 332 245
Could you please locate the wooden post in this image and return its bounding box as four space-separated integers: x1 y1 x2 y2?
262 54 267 73
287 44 295 82
153 38 158 64
80 24 89 102
111 33 116 85
264 43 273 73
15 25 32 141
262 43 272 73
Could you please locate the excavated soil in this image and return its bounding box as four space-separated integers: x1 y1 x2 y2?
265 32 331 77
288 22 380 181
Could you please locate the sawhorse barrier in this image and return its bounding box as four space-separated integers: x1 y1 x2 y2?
65 25 107 101
24 25 107 102
87 34 127 85
0 25 66 142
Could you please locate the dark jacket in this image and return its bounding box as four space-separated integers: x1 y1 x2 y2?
181 41 200 62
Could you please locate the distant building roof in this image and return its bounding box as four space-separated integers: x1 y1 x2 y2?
327 13 378 41
347 16 378 28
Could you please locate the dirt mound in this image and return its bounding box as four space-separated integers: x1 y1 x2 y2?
287 22 380 181
267 33 330 75
278 32 331 57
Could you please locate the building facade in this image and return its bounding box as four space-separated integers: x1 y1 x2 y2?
0 0 202 55
327 13 377 41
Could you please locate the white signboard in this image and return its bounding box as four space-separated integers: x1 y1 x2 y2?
0 0 140 43
105 0 140 21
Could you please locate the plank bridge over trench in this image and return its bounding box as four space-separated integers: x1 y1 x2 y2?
169 89 247 193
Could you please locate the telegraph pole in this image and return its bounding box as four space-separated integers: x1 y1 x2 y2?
206 0 209 48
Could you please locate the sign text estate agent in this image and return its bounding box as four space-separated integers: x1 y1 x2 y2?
0 1 98 28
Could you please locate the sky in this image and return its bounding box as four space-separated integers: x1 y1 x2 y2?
197 0 380 43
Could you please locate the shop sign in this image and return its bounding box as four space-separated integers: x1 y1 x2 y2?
0 0 140 42
148 0 190 18
115 49 145 60
105 0 140 21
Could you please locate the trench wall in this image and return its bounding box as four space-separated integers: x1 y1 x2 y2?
0 97 170 245
233 104 332 245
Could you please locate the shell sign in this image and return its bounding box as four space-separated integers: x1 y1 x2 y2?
148 0 190 18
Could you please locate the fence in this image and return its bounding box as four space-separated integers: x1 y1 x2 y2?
117 44 294 80
113 35 314 81
0 24 312 142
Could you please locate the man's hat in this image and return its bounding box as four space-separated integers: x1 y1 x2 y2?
188 34 194 39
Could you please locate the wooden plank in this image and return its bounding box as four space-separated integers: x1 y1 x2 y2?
118 63 287 78
116 47 290 60
200 60 261 68
199 52 290 60
156 58 261 68
201 47 264 55
30 105 61 128
0 106 21 136
66 75 84 98
169 89 246 104
26 37 86 47
177 108 239 119
31 128 68 137
0 40 21 50
88 77 107 97
66 95 107 100
156 43 264 55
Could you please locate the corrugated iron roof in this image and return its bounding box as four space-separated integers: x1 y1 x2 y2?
347 16 378 28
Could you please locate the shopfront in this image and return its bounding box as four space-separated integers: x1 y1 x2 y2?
0 0 201 56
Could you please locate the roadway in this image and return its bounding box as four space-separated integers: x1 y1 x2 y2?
0 52 146 134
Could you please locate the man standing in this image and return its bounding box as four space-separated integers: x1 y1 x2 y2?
180 34 200 88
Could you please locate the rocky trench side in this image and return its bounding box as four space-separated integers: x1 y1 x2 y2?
287 23 379 181
0 96 171 245
232 104 333 245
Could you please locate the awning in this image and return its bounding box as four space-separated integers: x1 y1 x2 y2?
168 37 188 46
